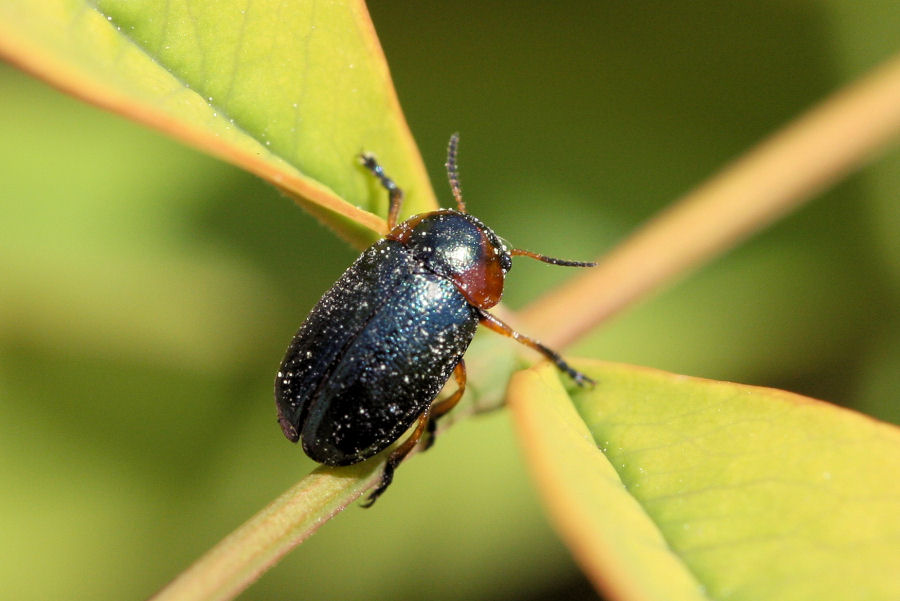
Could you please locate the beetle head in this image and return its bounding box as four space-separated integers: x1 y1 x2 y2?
388 210 510 309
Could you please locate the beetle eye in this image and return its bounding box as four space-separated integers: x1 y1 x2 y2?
499 252 512 273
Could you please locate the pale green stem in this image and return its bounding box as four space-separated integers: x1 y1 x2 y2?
521 52 900 349
149 465 381 601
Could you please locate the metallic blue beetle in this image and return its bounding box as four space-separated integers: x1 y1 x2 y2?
276 134 594 504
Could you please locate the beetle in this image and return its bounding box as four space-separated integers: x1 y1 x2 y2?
275 134 595 505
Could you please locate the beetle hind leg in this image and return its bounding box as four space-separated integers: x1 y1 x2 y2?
361 406 432 507
361 360 468 507
424 359 467 451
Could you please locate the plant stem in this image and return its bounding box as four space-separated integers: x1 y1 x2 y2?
148 465 380 601
520 52 900 349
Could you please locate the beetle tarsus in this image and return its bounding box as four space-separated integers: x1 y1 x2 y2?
568 367 596 388
423 418 438 451
532 339 596 387
361 461 396 508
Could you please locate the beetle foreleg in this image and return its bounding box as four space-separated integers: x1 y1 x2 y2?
477 309 595 386
360 153 405 230
361 405 431 507
424 359 467 451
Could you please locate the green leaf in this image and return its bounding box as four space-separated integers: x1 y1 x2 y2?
0 0 436 246
509 361 900 601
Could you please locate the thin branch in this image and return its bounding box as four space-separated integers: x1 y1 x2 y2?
149 465 381 601
520 52 900 349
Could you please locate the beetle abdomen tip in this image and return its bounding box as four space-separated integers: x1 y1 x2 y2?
278 415 300 443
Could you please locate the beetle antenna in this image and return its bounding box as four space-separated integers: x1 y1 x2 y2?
360 152 404 230
510 248 596 267
445 133 466 213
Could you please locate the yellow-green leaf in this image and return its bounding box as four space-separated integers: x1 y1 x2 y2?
509 361 900 601
0 0 436 246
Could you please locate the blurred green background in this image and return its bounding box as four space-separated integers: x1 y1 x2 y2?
2 3 900 600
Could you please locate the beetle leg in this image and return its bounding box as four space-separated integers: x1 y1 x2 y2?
477 309 595 386
361 406 431 507
424 359 467 451
359 153 404 230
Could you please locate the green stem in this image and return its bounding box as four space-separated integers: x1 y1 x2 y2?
521 51 900 349
148 464 380 601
